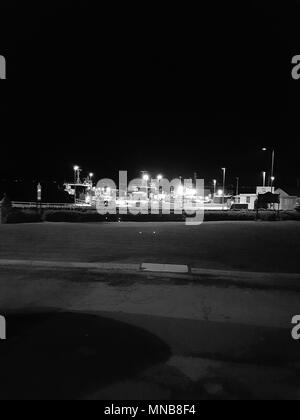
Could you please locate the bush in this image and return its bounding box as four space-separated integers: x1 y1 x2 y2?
258 211 278 221
204 211 257 222
43 211 104 223
79 212 113 223
7 209 42 224
120 213 185 222
42 210 185 223
41 209 300 223
280 211 300 221
42 210 256 223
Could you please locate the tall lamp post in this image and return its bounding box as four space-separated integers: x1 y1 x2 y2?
74 165 79 183
73 165 80 205
213 179 217 199
262 148 275 188
271 176 275 194
89 173 94 184
222 168 226 210
236 177 240 197
37 183 42 213
271 149 275 186
262 171 266 188
37 183 42 202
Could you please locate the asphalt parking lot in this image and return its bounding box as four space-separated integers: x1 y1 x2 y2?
1 221 300 400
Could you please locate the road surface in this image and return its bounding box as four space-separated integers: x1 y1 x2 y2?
0 263 299 400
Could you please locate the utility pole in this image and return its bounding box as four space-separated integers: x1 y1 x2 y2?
271 176 275 194
141 171 150 200
37 183 42 214
73 165 80 205
236 177 240 196
262 148 275 188
271 149 275 186
77 169 82 184
37 183 42 202
262 171 266 188
213 180 217 199
222 168 226 210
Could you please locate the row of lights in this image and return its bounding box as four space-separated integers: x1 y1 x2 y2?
213 147 276 199
73 165 95 204
73 165 94 182
75 146 275 193
142 173 163 182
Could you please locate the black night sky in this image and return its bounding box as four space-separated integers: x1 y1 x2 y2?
0 2 300 200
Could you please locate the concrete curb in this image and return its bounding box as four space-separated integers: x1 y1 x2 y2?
0 258 299 291
0 259 139 272
191 267 300 291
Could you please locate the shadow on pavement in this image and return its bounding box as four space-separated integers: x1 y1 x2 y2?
0 310 171 400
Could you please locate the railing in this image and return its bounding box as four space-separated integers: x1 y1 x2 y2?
12 201 230 211
12 202 91 210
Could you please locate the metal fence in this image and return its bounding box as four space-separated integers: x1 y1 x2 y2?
12 202 90 210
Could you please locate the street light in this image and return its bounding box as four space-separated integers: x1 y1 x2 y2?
236 177 240 196
213 180 217 199
73 165 80 205
37 183 42 204
262 148 275 187
156 175 163 196
262 171 266 188
141 172 150 200
73 165 81 184
222 168 226 210
73 165 79 182
271 176 275 193
88 173 94 188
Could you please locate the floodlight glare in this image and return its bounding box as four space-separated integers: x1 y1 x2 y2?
177 185 184 195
